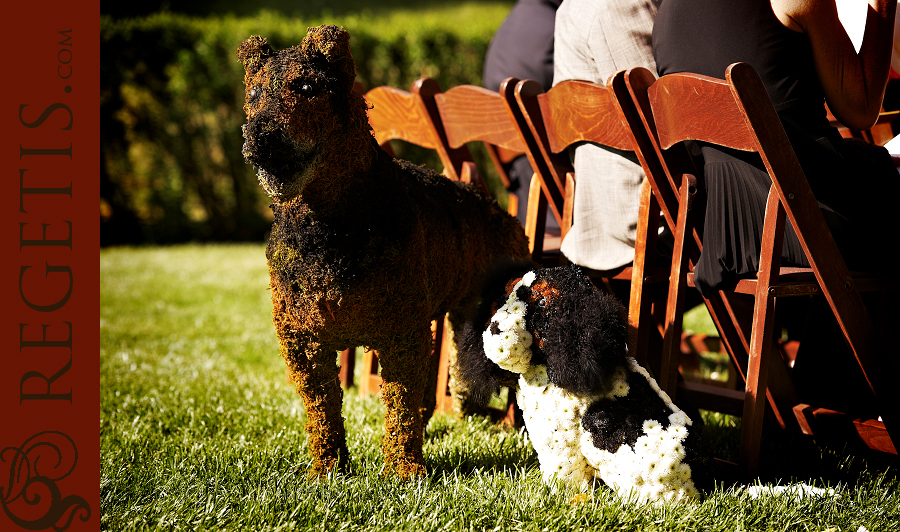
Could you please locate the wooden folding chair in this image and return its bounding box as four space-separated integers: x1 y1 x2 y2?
363 78 474 180
341 79 473 415
419 78 546 421
348 79 525 421
611 62 898 478
433 79 533 233
511 78 673 367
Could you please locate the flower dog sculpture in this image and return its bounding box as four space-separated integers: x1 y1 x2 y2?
458 263 713 502
237 25 531 478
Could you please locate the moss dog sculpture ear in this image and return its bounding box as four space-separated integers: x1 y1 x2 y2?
237 35 273 76
300 25 356 93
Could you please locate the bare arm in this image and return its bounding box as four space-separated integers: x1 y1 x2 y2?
771 0 897 130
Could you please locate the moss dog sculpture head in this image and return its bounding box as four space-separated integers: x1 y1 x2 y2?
237 26 371 202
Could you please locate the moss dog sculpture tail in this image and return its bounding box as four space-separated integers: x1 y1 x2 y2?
237 25 532 478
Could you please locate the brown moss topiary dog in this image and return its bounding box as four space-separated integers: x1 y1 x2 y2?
237 25 532 478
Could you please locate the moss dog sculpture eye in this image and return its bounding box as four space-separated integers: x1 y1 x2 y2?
237 26 532 479
458 262 713 502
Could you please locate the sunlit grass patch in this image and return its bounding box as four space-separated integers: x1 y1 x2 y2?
101 244 898 531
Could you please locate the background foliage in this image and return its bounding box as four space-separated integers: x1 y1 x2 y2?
100 3 514 245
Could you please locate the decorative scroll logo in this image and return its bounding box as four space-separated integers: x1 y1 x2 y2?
1 431 90 531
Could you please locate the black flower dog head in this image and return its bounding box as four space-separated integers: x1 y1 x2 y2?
236 26 370 202
458 262 630 403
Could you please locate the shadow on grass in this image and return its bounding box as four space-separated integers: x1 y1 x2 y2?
698 410 898 488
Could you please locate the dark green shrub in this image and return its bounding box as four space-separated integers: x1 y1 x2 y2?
101 9 509 244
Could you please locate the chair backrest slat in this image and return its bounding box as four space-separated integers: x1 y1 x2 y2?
363 78 472 181
647 73 757 152
539 80 633 154
366 85 440 149
435 85 527 152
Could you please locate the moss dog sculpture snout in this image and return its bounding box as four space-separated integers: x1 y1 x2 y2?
237 25 532 478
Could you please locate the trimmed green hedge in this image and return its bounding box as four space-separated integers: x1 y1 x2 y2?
101 6 512 245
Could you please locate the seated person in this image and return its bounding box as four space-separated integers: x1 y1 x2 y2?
553 0 662 273
483 0 561 229
652 0 899 415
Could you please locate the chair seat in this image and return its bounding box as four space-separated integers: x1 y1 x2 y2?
686 268 899 296
793 404 896 455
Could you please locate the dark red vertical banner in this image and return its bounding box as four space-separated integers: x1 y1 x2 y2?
2 1 100 531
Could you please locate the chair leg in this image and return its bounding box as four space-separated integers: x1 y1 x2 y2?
359 348 381 396
507 193 519 218
628 179 661 369
524 173 547 262
738 290 779 477
434 316 453 412
561 172 576 241
738 188 786 478
338 348 356 389
658 176 698 396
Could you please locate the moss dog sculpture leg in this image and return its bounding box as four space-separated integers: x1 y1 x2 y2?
377 326 432 478
281 334 349 475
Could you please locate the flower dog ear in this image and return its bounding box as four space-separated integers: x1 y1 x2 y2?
237 35 273 76
542 276 630 396
456 260 535 404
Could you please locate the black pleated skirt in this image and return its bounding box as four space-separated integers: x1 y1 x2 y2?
692 132 896 297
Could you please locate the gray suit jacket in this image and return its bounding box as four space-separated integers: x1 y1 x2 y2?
553 0 660 270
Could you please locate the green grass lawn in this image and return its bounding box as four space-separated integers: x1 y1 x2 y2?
101 244 899 531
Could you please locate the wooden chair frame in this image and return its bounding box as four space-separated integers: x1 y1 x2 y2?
364 78 473 181
611 62 898 478
342 79 472 413
433 79 531 220
511 78 674 366
345 78 529 421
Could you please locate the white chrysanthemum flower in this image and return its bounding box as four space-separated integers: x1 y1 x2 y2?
522 271 536 286
675 463 691 482
483 336 506 359
666 424 687 442
667 441 686 461
643 419 663 434
611 379 630 398
488 351 530 374
518 329 533 348
498 329 518 348
509 342 526 359
492 309 509 323
521 364 548 386
497 314 520 332
483 328 500 347
598 366 630 399
635 434 657 454
668 410 692 427
506 299 526 315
